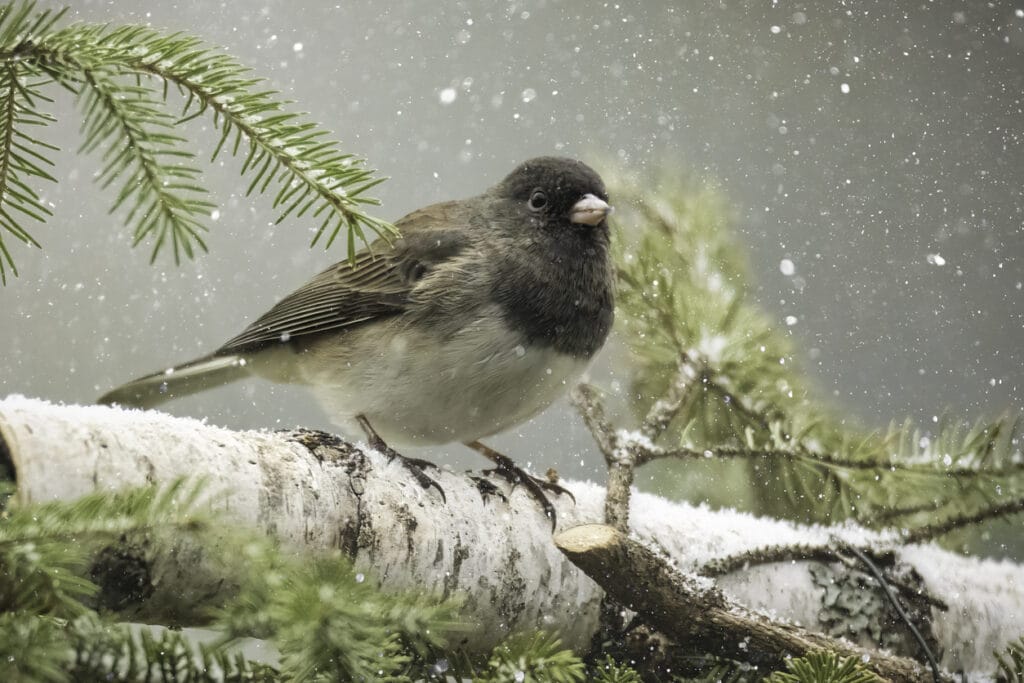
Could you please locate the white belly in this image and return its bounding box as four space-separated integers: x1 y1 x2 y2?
290 310 590 446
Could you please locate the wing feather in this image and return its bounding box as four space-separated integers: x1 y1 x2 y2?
217 201 471 354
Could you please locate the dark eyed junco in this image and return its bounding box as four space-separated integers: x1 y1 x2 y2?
100 157 614 522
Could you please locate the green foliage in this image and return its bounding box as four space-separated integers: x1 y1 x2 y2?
0 0 395 284
609 166 793 443
68 615 279 682
216 542 461 682
0 481 472 682
763 651 882 683
478 631 586 683
0 478 205 616
0 613 279 682
996 636 1024 682
0 613 69 682
0 60 57 283
604 164 1024 532
74 63 214 264
674 664 752 683
589 655 643 682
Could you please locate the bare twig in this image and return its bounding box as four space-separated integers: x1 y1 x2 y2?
621 439 1001 479
700 541 948 611
902 497 1024 545
640 354 698 442
571 384 633 529
602 451 634 532
845 544 942 682
700 542 843 578
570 384 617 463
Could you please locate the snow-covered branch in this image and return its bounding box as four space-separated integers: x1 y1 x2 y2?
0 395 1021 676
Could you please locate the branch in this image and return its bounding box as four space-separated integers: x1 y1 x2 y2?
570 384 631 530
34 21 396 259
570 384 616 460
901 497 1024 545
77 67 211 263
0 395 1021 676
699 542 949 611
639 354 697 442
0 2 397 280
555 524 944 682
0 60 54 283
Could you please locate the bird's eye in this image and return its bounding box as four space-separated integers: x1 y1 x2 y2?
528 190 548 211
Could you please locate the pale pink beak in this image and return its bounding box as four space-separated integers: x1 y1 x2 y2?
570 193 613 226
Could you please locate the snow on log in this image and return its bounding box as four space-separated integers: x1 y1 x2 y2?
0 395 1021 675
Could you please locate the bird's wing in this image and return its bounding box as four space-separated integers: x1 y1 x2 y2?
216 201 471 354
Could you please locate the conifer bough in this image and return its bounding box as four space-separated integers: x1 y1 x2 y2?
0 0 395 284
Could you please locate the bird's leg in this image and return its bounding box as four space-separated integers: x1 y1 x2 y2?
465 440 575 530
356 414 446 502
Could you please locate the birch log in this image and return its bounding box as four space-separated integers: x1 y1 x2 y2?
0 395 1021 676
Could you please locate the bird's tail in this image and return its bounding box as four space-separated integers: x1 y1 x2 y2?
98 354 250 409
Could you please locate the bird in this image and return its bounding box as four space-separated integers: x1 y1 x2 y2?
100 156 615 526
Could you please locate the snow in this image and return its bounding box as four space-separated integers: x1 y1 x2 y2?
438 88 457 105
614 429 656 454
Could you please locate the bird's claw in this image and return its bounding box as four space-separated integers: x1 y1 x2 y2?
357 415 447 503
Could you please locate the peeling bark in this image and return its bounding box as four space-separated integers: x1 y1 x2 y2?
0 396 1021 675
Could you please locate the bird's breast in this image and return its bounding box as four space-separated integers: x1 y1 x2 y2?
299 308 591 446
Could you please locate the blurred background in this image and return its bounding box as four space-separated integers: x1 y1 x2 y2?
2 1 1021 527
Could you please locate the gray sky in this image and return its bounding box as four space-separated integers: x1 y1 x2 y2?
2 0 1021 483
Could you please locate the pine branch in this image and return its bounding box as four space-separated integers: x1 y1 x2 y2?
215 542 462 682
0 60 56 284
0 612 281 682
764 651 884 683
602 164 1024 531
76 67 213 263
639 353 699 442
0 0 395 283
588 656 643 682
34 17 396 256
480 632 586 683
0 613 69 682
0 478 206 616
68 616 280 683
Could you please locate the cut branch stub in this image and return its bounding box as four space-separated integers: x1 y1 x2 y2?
554 524 948 683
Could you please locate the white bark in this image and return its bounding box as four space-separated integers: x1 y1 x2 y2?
0 394 1021 675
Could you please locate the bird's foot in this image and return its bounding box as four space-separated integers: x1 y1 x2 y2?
466 440 573 530
357 415 446 503
469 475 508 504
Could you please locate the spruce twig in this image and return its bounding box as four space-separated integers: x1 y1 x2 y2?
0 0 395 283
601 164 1024 530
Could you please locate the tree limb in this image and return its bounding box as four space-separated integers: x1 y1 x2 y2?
0 395 1020 675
